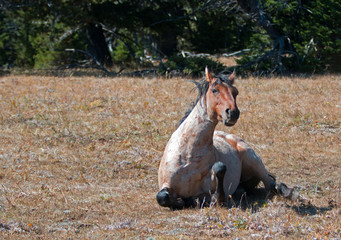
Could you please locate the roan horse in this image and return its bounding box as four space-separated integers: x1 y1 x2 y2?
157 68 295 209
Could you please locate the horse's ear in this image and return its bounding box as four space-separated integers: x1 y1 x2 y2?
205 67 213 83
228 70 236 85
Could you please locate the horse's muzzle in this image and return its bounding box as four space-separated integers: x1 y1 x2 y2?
223 109 240 126
223 119 237 126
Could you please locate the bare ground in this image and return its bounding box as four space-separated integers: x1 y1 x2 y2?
0 74 340 239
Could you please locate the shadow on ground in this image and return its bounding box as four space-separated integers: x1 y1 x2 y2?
232 187 336 216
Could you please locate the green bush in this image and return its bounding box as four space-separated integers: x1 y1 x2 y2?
1 1 340 73
235 31 275 74
34 49 59 69
113 40 132 63
238 0 341 73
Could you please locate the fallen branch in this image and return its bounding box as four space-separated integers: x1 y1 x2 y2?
223 49 250 57
62 49 110 74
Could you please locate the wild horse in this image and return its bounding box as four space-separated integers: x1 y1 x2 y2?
157 68 296 209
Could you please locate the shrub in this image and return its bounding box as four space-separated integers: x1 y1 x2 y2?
238 0 341 74
113 40 132 63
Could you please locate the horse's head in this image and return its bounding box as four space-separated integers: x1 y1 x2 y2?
205 67 240 126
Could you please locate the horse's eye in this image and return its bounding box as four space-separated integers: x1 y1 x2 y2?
212 89 219 94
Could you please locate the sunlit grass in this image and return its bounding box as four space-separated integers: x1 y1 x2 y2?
0 74 340 239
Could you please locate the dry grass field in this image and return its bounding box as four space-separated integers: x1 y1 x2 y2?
0 73 340 239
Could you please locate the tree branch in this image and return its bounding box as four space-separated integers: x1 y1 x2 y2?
63 49 110 74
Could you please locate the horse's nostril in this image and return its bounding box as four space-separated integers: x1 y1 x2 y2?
226 109 240 120
226 108 230 116
227 109 240 120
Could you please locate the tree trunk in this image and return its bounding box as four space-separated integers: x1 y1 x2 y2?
86 23 112 67
159 30 177 57
237 0 297 72
237 0 283 40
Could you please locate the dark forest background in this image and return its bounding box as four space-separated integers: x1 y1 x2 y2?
1 0 340 76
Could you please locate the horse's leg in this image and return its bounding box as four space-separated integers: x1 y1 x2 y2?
156 162 227 209
239 148 276 194
239 148 300 201
156 188 188 209
156 188 172 207
211 161 227 206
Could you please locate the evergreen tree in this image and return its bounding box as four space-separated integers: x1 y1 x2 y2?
237 0 341 73
0 0 339 73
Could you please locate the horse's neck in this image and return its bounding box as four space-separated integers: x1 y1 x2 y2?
177 99 217 156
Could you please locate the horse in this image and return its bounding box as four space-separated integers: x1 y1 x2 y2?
156 67 295 209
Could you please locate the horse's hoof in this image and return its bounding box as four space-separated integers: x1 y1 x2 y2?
276 183 299 201
156 188 170 207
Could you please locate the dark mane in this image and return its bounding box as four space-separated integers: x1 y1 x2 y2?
177 72 233 127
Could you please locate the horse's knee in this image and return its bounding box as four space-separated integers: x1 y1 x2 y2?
212 161 227 179
156 188 171 207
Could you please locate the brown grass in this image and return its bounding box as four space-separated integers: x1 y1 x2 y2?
213 56 238 67
0 74 340 239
